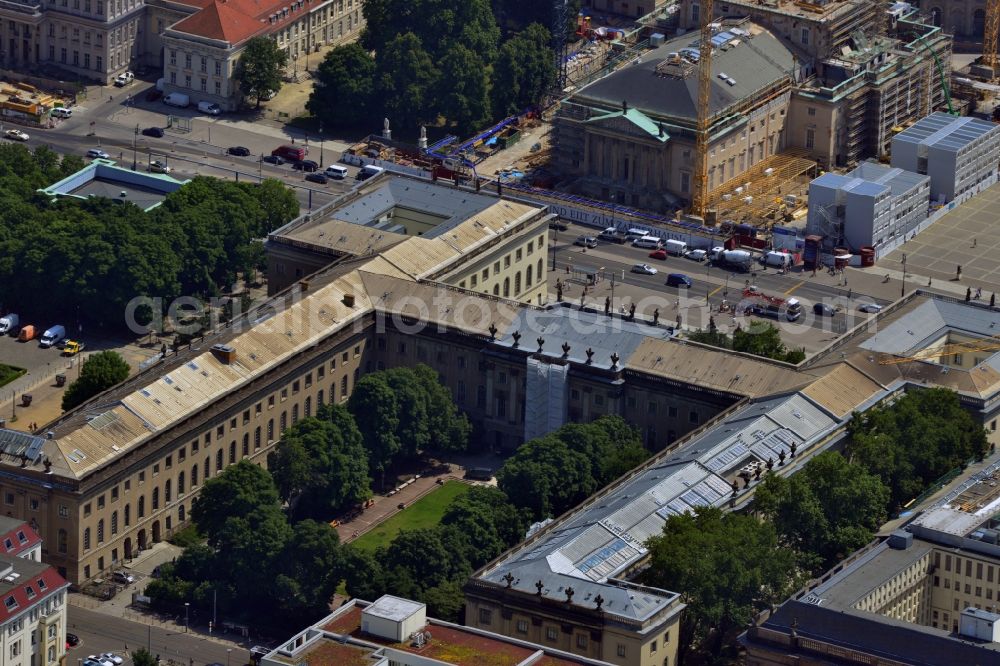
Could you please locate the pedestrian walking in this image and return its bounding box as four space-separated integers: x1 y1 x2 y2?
973 238 978 248
976 287 982 300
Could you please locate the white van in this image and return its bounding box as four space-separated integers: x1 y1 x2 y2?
163 92 190 108
763 251 793 268
0 314 19 335
325 165 348 179
664 239 688 256
632 236 663 249
625 228 651 239
39 324 66 348
51 107 72 119
197 101 222 115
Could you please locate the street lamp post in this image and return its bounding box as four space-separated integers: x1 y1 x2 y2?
901 253 907 298
184 602 190 633
319 124 324 168
226 649 232 666
551 229 558 271
132 124 138 171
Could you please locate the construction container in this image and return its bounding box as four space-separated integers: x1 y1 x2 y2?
860 246 875 267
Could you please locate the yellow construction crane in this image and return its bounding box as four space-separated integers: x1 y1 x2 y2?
878 335 1000 365
984 0 1000 78
690 0 714 221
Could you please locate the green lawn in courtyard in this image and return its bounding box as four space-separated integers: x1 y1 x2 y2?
351 479 470 552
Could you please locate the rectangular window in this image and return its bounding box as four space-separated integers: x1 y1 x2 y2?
617 645 626 658
516 620 528 634
545 627 558 641
478 608 492 625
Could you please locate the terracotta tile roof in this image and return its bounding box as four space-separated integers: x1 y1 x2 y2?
171 0 268 43
0 520 40 558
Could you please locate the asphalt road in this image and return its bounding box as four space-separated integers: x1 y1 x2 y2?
549 225 890 334
67 606 251 666
5 110 350 212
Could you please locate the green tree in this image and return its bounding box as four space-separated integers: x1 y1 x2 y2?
191 460 284 545
269 406 371 519
250 179 300 233
847 388 988 510
687 328 732 349
754 451 889 570
61 351 130 411
440 486 527 564
307 44 376 126
437 44 492 140
235 36 288 108
644 507 804 663
498 435 594 519
347 374 400 485
491 24 555 117
410 364 471 451
374 32 439 128
340 546 386 601
421 579 465 622
276 520 343 620
131 648 157 666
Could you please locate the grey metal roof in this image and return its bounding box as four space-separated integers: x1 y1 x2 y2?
893 112 1000 154
844 180 888 198
331 176 497 237
494 306 675 370
477 393 838 621
849 161 929 197
0 430 44 463
573 26 794 122
860 298 1000 356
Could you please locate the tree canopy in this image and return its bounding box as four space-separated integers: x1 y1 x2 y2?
847 388 989 510
309 0 555 132
754 451 889 570
688 321 805 364
644 507 805 663
61 351 130 411
236 36 288 108
498 415 648 520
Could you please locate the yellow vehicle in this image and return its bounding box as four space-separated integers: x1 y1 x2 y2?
62 340 85 356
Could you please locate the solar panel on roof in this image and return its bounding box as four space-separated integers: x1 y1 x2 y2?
704 474 732 497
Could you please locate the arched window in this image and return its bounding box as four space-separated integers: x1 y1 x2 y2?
57 529 67 554
493 284 499 296
514 272 521 294
317 390 324 407
304 396 312 418
111 511 118 536
254 427 261 450
138 496 145 518
267 419 274 441
165 479 172 503
537 259 543 280
526 264 533 287
97 519 105 543
124 504 131 527
83 528 91 551
292 404 299 424
178 471 185 494
503 277 510 297
216 450 223 472
152 487 159 510
178 504 186 522
280 412 287 433
191 464 199 488
229 440 236 463
204 457 210 480
242 434 249 457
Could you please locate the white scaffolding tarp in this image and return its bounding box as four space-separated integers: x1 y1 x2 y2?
524 358 567 441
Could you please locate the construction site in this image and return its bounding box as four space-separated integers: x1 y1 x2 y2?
340 0 1000 260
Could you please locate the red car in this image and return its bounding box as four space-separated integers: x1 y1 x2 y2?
649 249 668 260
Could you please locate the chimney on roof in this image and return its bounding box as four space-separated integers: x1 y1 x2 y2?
298 279 309 292
210 343 236 364
343 293 356 307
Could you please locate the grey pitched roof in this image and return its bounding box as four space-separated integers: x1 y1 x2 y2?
477 393 839 621
860 298 1000 356
572 26 794 123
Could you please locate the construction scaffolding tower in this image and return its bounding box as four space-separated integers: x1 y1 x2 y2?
985 0 1000 78
553 0 570 89
691 0 715 220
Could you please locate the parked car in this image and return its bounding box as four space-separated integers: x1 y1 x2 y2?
65 633 79 647
648 249 668 261
86 149 110 159
685 249 708 262
39 325 66 348
227 146 251 156
548 220 568 231
858 303 883 314
145 88 162 102
51 107 72 118
631 263 658 275
142 127 164 138
114 71 134 86
574 236 597 248
197 100 222 115
87 655 113 666
148 160 171 174
101 653 124 665
4 129 28 141
665 273 693 288
305 172 329 184
262 154 285 165
292 159 319 172
813 302 835 316
111 571 135 585
272 145 307 162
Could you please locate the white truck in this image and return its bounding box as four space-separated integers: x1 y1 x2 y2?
664 239 689 256
0 314 18 335
710 247 753 272
762 250 793 268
